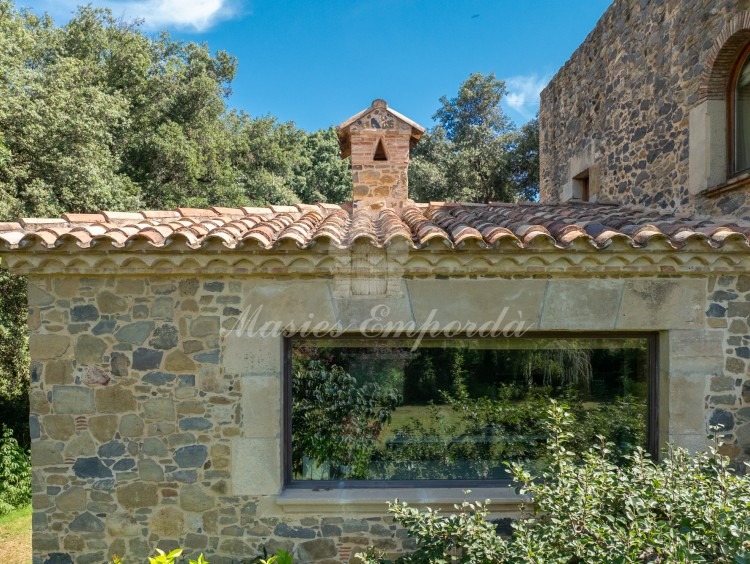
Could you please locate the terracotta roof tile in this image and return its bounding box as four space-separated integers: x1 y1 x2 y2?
101 211 144 222
61 213 106 223
1 203 749 252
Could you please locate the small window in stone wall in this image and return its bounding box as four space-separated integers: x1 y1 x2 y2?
573 169 591 202
286 334 656 486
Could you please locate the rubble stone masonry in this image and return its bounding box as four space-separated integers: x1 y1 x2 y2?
25 268 750 563
540 0 750 218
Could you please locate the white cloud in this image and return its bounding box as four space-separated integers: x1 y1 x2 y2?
504 74 550 119
32 0 242 32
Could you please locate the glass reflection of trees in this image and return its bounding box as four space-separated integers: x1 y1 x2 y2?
291 338 648 482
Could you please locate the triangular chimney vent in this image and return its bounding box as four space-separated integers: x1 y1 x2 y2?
373 139 388 161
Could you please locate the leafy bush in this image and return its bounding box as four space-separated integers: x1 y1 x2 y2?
359 402 750 563
111 549 209 564
0 425 31 515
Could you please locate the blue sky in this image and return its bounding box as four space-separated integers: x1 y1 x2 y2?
27 0 611 131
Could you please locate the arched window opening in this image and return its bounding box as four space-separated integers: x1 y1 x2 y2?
732 44 750 174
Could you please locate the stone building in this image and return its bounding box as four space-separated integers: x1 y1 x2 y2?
1 37 750 562
540 0 750 218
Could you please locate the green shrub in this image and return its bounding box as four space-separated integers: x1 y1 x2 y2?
359 402 750 563
0 424 31 515
111 549 209 564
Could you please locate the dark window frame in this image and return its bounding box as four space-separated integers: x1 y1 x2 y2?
283 331 660 489
728 41 750 177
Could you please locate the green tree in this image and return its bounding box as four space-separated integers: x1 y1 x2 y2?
0 272 28 444
409 73 539 204
507 116 540 201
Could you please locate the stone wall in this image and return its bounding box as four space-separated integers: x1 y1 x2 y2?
704 274 750 463
28 276 408 564
26 271 749 563
539 0 750 219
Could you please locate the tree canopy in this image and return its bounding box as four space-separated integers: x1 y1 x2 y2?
409 72 538 204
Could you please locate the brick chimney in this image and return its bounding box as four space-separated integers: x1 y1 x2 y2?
337 99 425 209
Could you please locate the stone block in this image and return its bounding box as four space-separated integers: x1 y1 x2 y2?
63 432 96 458
72 457 112 479
88 414 118 443
224 335 281 375
115 321 155 346
71 304 99 322
106 512 141 537
119 414 144 438
132 348 163 371
617 279 705 329
56 487 87 512
180 484 215 512
668 330 725 376
150 506 184 538
333 284 414 330
297 538 337 560
44 361 74 385
232 438 281 495
29 334 71 360
96 387 137 413
97 291 128 314
164 350 196 372
116 482 159 509
174 444 208 468
143 398 175 421
152 297 174 319
69 512 105 533
28 282 55 307
52 386 95 414
191 316 220 338
407 279 545 330
43 415 75 441
75 335 106 364
115 278 145 295
540 279 622 329
138 459 165 482
668 376 707 435
31 441 63 466
240 376 281 438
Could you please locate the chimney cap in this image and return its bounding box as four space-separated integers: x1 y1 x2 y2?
336 99 425 159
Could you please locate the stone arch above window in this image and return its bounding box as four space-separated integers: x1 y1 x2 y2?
689 12 750 196
700 12 750 103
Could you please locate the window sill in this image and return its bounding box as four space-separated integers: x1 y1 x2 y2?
703 172 750 197
276 486 528 514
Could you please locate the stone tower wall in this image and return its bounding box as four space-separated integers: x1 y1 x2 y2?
539 0 750 219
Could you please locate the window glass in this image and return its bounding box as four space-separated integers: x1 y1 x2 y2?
290 336 651 482
736 52 750 174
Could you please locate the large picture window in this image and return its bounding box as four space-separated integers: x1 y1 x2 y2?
286 334 657 486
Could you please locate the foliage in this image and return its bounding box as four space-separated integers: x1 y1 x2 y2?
111 549 209 564
0 270 28 444
0 0 352 216
0 425 31 515
409 73 539 204
292 361 399 479
360 402 750 563
254 548 294 564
